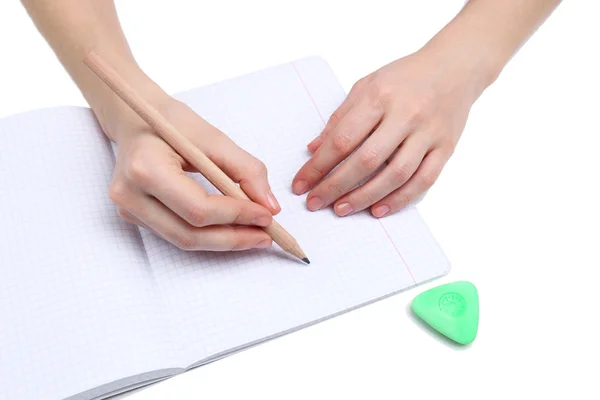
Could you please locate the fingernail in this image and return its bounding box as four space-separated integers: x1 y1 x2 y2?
336 202 353 216
255 239 272 249
307 196 324 211
293 180 309 195
251 216 272 227
372 205 391 218
266 191 280 211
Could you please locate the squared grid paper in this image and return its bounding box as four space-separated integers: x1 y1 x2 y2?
0 57 449 400
137 57 450 366
0 107 178 400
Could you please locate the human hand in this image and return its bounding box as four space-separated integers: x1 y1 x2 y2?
292 48 492 218
104 94 281 251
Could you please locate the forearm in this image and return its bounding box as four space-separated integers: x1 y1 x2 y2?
421 0 562 97
21 0 165 140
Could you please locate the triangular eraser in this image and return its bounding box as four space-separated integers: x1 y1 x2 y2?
411 281 479 345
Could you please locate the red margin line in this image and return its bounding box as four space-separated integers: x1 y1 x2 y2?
290 61 416 283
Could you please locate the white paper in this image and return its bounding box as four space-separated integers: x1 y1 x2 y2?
0 57 449 400
139 57 450 365
0 108 178 399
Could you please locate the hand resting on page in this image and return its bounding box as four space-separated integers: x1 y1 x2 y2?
292 49 488 218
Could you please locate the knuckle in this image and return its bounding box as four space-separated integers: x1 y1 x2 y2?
108 180 129 207
434 131 455 147
406 103 425 124
420 169 440 188
405 94 433 124
358 146 383 170
187 204 209 226
332 133 353 155
329 110 343 126
366 93 386 118
229 227 249 251
443 143 457 157
353 190 378 207
327 182 343 198
365 74 388 97
347 77 368 97
171 230 196 251
352 77 367 91
374 82 393 103
394 193 412 208
232 206 248 226
248 159 268 176
309 163 327 180
363 191 379 205
389 162 414 183
125 152 153 186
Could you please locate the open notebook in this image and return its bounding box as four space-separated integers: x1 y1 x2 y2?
0 57 449 400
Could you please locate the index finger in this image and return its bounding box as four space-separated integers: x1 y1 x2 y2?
307 77 370 154
144 165 273 228
292 97 383 196
305 116 407 211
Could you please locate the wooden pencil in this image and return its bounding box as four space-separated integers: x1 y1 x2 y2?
83 50 309 264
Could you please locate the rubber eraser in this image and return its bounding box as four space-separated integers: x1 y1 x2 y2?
411 281 479 345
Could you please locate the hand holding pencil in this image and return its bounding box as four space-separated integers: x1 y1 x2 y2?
83 51 308 262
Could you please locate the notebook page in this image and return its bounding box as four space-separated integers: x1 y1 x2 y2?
0 107 179 400
133 57 449 366
290 58 448 284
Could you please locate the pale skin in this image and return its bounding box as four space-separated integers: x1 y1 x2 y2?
22 0 561 251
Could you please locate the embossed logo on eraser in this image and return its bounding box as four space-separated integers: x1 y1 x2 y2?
438 292 467 317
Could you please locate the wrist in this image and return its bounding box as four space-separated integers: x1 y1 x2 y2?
87 65 170 143
419 15 508 101
419 32 503 101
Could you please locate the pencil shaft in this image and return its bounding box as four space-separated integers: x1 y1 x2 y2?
83 51 307 261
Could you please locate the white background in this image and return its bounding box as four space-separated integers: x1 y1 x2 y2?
1 1 599 398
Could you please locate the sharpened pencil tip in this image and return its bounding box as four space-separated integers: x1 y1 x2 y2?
302 257 310 264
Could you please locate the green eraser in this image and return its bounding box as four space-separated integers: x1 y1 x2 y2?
411 281 479 345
